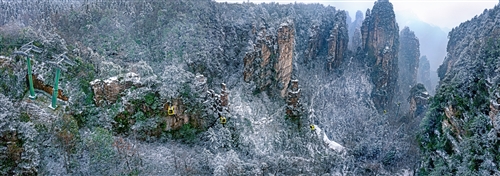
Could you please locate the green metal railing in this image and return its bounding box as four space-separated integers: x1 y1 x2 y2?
48 52 74 110
50 68 61 109
13 42 42 100
13 42 76 110
26 57 36 99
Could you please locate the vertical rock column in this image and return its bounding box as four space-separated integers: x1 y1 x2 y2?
361 0 400 112
244 21 295 98
349 10 364 51
418 55 432 93
286 79 303 117
306 24 320 61
398 27 420 107
243 26 276 92
327 10 349 70
276 22 295 97
220 83 228 107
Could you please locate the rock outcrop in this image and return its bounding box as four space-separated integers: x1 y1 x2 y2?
162 98 190 131
361 0 400 112
285 80 303 117
206 83 230 118
407 83 429 117
490 91 500 129
220 83 228 107
397 27 420 107
90 72 141 106
438 5 500 81
112 73 217 135
306 23 321 61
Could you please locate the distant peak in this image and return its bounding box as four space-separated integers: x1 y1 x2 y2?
355 10 364 20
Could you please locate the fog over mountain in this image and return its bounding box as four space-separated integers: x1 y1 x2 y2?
395 11 447 69
396 15 447 94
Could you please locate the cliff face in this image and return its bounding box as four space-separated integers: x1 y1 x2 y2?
419 3 500 175
304 9 347 69
243 21 295 98
397 27 420 107
306 23 321 61
244 9 349 97
361 0 399 112
276 23 295 97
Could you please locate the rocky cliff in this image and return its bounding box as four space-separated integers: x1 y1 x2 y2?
361 0 400 112
419 3 500 175
303 7 347 69
327 11 349 70
243 20 295 97
397 27 420 110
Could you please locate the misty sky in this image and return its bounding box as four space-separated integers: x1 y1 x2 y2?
215 0 498 32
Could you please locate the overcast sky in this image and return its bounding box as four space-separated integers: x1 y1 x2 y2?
214 0 499 31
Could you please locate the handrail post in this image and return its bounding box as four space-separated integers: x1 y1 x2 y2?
49 68 61 110
27 57 36 100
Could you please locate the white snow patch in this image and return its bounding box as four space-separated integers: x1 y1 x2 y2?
233 102 252 118
253 116 273 126
89 79 101 85
492 99 500 108
231 91 253 118
0 55 11 61
104 76 118 84
123 72 141 84
314 125 345 153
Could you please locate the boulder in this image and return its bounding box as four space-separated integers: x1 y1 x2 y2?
90 72 141 106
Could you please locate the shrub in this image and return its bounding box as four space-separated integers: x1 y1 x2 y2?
56 115 80 173
171 124 199 144
86 127 116 174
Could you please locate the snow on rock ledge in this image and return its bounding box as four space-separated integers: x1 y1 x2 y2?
90 72 142 106
313 125 345 153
